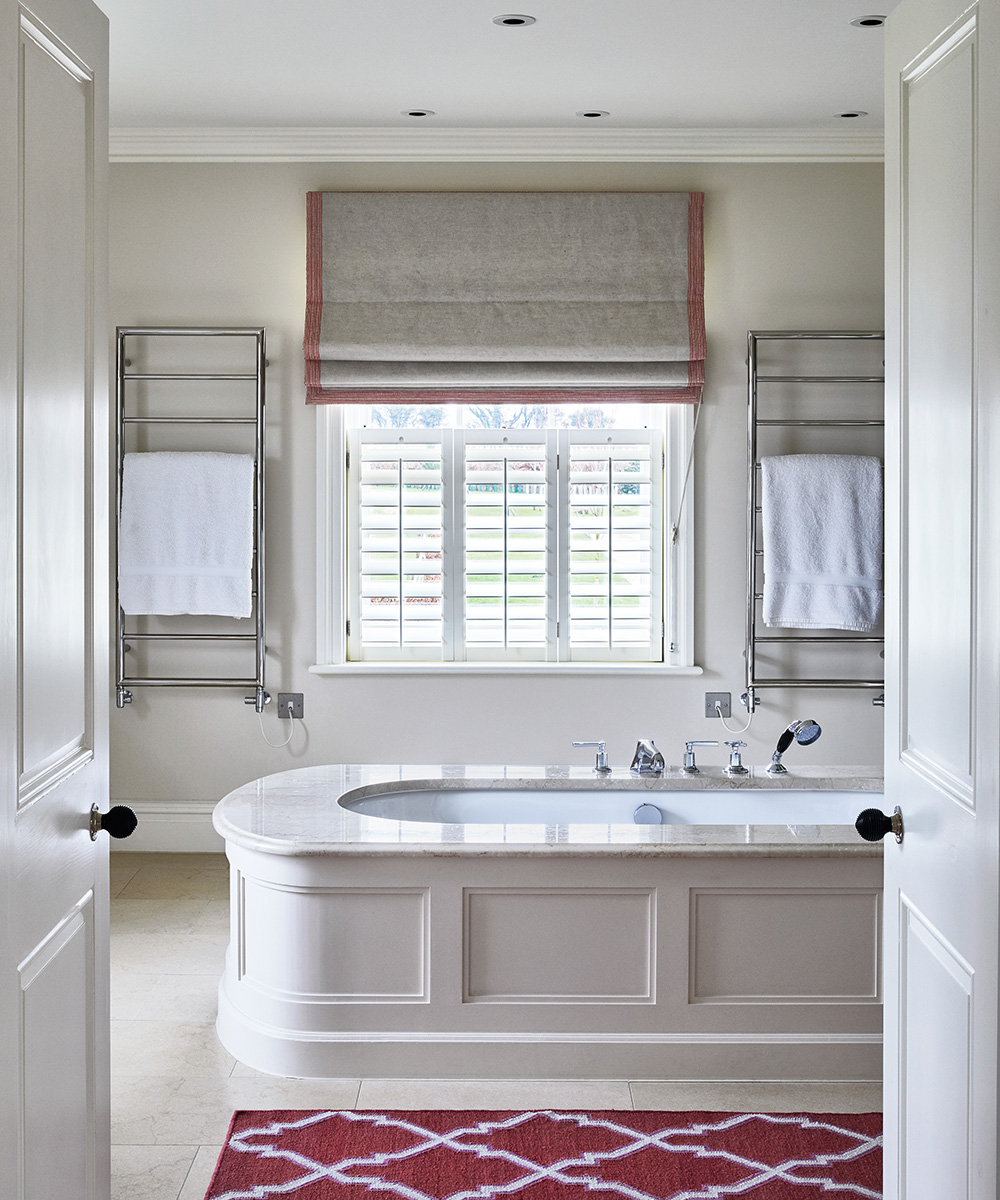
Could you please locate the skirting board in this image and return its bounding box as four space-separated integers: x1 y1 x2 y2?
112 799 223 853
216 996 882 1082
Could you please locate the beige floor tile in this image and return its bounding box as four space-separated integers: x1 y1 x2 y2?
134 974 221 1024
177 1146 224 1200
628 1080 883 1113
111 929 228 975
112 1074 361 1145
118 866 230 901
199 898 231 934
111 898 216 935
112 1019 236 1078
112 1077 240 1146
225 1074 363 1110
110 1144 199 1200
111 971 162 1020
110 863 143 899
113 851 228 871
356 1078 633 1110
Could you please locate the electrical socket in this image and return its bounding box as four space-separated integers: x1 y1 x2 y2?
705 691 731 718
277 692 304 719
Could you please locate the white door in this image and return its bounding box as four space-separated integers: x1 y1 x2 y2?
883 0 1000 1196
0 0 112 1197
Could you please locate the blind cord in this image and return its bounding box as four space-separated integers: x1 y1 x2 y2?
670 401 702 544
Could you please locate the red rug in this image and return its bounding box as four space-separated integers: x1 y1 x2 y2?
204 1109 882 1200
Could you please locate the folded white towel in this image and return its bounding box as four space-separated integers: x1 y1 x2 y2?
760 454 882 631
118 452 255 617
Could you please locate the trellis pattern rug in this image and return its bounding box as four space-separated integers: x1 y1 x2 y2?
204 1109 883 1200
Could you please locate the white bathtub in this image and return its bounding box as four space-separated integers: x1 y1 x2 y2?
214 764 885 1082
339 787 871 827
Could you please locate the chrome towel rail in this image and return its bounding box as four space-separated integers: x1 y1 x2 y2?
744 330 885 712
115 326 268 712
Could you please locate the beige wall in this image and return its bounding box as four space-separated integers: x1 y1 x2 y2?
108 160 885 810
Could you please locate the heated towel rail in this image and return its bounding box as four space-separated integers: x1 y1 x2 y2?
744 330 885 712
115 327 268 712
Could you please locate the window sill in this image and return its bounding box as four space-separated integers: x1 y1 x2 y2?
309 662 704 677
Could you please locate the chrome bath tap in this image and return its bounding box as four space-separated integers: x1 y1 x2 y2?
573 740 611 773
630 739 665 774
723 740 749 776
682 740 718 774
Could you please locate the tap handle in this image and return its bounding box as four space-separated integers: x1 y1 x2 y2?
723 740 749 776
682 739 718 773
573 740 610 773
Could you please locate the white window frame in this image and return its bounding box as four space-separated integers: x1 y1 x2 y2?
313 404 699 675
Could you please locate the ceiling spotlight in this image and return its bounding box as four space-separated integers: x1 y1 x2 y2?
837 110 868 118
576 110 609 118
492 13 536 25
402 109 435 117
850 14 886 26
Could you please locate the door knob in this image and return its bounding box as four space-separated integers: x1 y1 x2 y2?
855 805 903 844
90 803 138 841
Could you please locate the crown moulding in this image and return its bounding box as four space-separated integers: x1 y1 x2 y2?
108 125 885 164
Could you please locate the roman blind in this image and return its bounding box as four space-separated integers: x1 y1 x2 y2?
305 191 705 405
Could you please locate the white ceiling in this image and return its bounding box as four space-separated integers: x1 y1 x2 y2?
99 0 898 134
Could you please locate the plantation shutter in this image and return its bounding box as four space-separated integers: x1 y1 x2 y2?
305 192 705 405
564 432 661 660
346 426 663 663
463 432 555 660
348 431 447 661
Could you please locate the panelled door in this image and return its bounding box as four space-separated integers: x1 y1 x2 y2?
883 0 1000 1195
0 0 111 1196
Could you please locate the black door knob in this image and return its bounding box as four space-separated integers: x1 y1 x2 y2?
855 805 903 843
90 803 138 841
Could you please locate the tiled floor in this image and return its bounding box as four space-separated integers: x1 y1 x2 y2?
110 852 882 1200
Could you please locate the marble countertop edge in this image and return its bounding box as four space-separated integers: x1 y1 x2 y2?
213 763 884 857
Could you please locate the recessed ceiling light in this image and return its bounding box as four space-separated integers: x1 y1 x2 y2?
402 109 435 117
836 110 869 118
492 14 536 25
850 15 886 26
576 110 609 119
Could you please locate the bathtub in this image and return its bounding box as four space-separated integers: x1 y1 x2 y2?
213 763 884 1082
339 786 866 826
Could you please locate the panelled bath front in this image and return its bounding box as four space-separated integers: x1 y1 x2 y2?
213 764 883 1080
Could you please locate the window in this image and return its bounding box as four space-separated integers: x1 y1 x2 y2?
315 403 696 672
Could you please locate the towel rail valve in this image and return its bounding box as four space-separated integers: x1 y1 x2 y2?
245 688 271 713
116 686 133 708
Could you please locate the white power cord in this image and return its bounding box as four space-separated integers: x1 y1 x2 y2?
715 699 754 735
257 698 297 747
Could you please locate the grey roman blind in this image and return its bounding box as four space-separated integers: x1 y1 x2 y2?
305 191 705 404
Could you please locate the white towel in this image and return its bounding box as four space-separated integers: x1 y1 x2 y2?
118 452 255 617
760 454 883 631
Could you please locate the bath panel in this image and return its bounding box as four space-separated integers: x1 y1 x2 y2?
214 763 884 1081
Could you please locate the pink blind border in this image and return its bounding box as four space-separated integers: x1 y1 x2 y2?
686 191 706 400
304 191 705 405
304 190 324 400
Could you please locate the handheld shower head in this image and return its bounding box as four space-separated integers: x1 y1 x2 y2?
790 718 822 746
768 718 822 775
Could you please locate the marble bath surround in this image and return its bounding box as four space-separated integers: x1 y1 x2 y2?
213 764 884 1082
213 763 884 857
